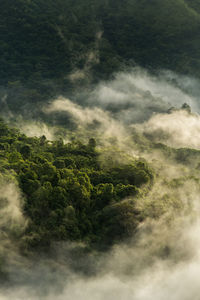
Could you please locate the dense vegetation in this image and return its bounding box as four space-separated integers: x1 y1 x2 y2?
0 119 154 250
2 0 200 112
1 0 200 254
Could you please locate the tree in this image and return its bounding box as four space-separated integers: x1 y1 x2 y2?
20 145 31 159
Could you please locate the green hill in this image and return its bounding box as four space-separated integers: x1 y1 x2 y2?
1 0 200 93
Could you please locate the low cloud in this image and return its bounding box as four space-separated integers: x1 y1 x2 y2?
44 97 132 150
0 178 26 237
87 68 198 123
137 109 200 149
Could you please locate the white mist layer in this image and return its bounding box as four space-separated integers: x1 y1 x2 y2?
44 97 131 149
0 180 26 239
41 68 200 149
12 68 200 151
87 69 199 123
138 109 200 149
1 216 200 300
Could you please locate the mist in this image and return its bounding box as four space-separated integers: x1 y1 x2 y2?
86 68 199 123
2 68 200 299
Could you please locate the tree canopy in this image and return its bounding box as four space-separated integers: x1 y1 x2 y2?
0 119 154 250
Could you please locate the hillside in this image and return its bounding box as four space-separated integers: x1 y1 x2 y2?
1 0 200 113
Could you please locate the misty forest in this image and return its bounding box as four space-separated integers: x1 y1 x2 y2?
2 0 200 299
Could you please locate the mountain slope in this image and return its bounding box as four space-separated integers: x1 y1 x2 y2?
1 0 200 88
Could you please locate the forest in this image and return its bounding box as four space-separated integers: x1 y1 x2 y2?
0 118 154 250
1 0 200 299
2 0 200 114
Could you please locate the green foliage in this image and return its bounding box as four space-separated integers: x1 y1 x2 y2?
0 120 153 249
97 200 142 247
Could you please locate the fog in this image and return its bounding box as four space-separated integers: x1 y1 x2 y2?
86 68 199 122
137 109 200 149
1 68 200 299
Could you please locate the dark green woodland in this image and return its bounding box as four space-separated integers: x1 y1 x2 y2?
2 0 200 112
